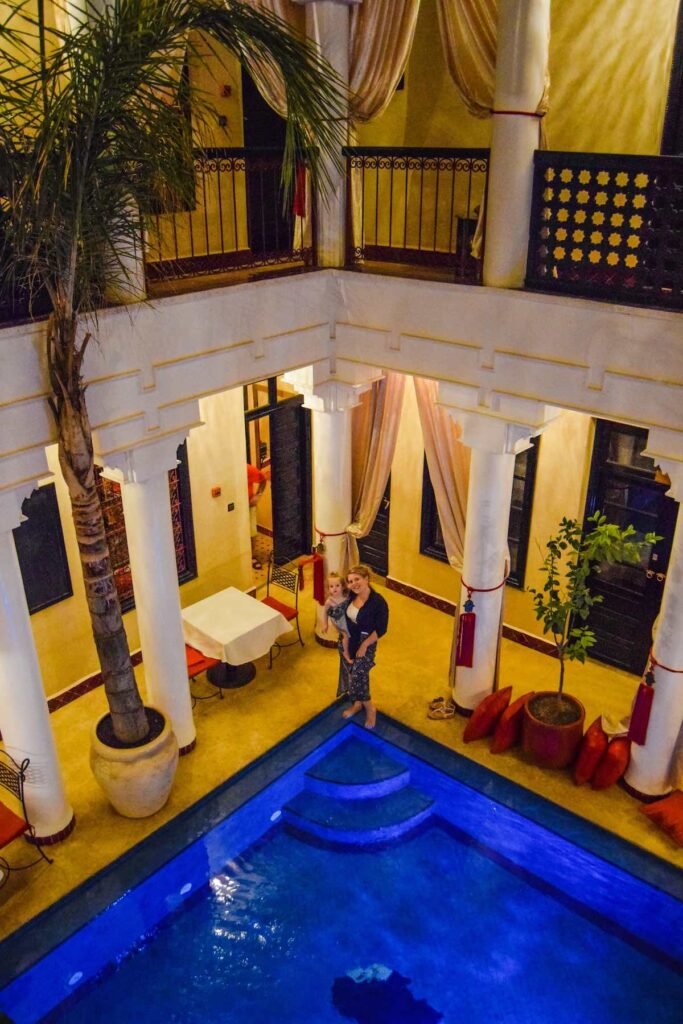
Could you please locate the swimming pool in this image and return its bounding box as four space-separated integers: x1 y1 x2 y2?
1 711 682 1023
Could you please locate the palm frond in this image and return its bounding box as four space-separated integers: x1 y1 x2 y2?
0 0 347 318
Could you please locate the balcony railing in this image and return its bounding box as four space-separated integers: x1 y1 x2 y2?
526 150 683 310
144 147 315 283
344 147 489 283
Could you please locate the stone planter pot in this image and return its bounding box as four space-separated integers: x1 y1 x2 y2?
90 708 179 818
522 692 585 769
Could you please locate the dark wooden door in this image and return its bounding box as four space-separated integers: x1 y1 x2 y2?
241 69 291 257
357 479 391 577
584 421 679 674
270 397 312 564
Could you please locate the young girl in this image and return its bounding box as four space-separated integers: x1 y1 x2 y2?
322 572 352 696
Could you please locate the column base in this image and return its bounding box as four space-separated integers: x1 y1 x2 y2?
454 701 474 718
619 777 673 803
315 632 338 649
28 812 76 847
179 738 197 756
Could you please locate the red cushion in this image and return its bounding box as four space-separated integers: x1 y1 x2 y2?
573 717 608 785
261 596 298 621
640 791 683 847
490 692 534 753
185 645 219 676
591 737 631 790
463 687 513 743
0 801 28 848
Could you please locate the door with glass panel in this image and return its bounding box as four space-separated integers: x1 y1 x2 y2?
583 421 679 674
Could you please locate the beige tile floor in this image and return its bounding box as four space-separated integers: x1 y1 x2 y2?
1 580 681 945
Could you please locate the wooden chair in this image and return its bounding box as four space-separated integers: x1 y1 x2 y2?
0 750 52 890
185 644 222 704
260 557 304 668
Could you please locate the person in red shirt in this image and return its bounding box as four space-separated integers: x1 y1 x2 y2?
247 463 270 568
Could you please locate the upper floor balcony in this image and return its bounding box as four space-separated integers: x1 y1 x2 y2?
1 146 681 325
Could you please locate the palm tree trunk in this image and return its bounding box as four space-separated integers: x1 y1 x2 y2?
48 314 149 745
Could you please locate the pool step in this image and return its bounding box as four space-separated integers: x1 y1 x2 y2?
283 787 433 846
304 737 411 799
283 736 433 847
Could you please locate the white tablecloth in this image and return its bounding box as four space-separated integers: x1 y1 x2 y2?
181 587 290 665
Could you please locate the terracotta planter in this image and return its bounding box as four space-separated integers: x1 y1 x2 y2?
522 692 585 769
90 708 179 818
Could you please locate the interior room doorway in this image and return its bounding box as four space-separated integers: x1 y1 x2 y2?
583 420 679 674
244 377 312 576
357 479 391 577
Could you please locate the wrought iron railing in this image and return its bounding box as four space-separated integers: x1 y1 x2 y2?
344 147 489 283
144 147 315 282
526 150 683 310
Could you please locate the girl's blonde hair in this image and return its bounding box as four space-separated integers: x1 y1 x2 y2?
328 571 348 593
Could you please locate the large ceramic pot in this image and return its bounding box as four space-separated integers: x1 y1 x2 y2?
90 708 179 818
522 691 585 769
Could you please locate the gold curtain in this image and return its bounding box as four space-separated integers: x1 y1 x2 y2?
342 372 406 574
413 376 470 570
243 0 306 117
435 0 549 132
349 0 421 123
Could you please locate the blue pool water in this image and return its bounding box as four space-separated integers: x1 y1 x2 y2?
1 714 682 1023
47 824 683 1023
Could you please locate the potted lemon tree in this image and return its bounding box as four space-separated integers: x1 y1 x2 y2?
523 511 659 768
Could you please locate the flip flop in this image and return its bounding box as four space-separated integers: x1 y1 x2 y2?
428 703 455 720
429 696 446 710
252 559 262 570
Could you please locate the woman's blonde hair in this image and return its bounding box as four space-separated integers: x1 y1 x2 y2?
347 564 372 581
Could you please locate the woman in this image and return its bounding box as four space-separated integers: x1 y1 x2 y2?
342 564 389 730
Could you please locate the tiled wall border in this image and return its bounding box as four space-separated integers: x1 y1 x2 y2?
38 580 555 722
385 576 556 659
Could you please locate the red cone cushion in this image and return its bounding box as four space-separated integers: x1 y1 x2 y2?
640 791 683 847
573 717 608 785
490 692 534 753
591 737 631 790
463 687 512 743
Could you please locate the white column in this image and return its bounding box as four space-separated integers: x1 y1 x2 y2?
0 490 74 841
438 390 558 711
102 435 195 753
294 0 360 267
284 361 381 638
483 0 550 288
625 466 683 797
311 408 353 574
454 435 519 711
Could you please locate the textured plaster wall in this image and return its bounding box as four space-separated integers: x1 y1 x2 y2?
27 389 252 698
355 0 678 155
387 380 595 645
388 377 461 605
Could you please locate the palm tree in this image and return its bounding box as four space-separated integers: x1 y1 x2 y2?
0 0 345 744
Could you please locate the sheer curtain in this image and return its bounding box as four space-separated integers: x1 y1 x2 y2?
435 0 549 132
349 0 421 123
413 377 470 570
435 0 549 255
342 373 406 574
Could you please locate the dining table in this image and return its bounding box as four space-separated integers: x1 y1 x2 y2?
181 586 290 688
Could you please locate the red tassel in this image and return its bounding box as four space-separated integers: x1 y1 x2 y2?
628 680 655 745
456 599 476 667
312 553 326 605
293 162 306 218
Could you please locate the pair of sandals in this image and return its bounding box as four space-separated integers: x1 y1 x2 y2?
427 695 455 720
252 558 263 570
